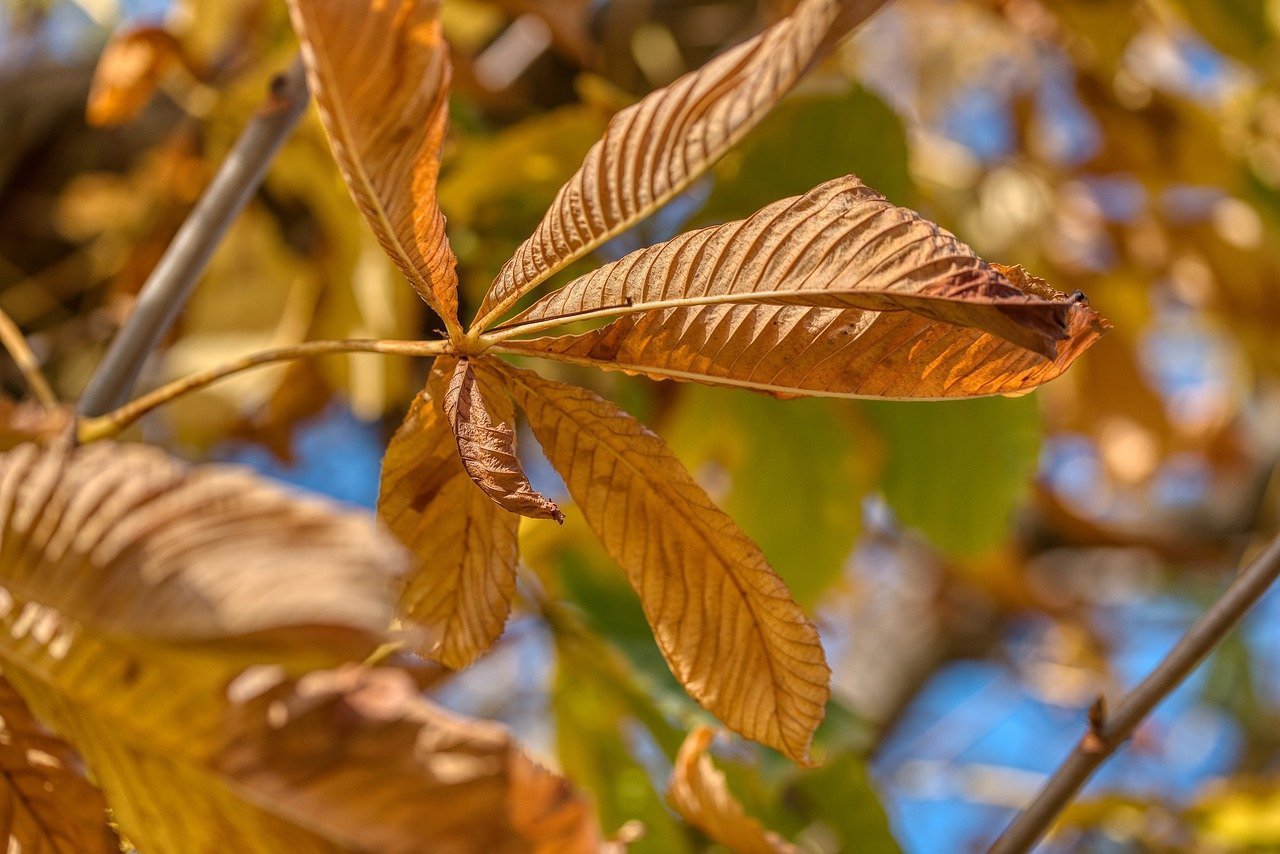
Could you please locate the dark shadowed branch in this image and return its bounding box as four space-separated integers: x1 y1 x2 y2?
77 56 311 416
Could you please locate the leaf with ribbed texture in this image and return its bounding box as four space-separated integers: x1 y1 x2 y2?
218 665 603 853
500 364 830 764
285 0 460 327
500 176 1081 359
499 264 1107 401
0 440 417 850
0 677 117 853
473 0 890 328
667 727 796 854
444 358 564 523
379 360 522 669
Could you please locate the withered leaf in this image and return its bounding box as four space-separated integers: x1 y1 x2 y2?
218 665 603 854
500 276 1106 400
474 0 890 327
285 0 460 325
443 357 563 523
86 25 186 127
500 363 830 763
668 727 796 854
503 175 1080 359
379 359 522 669
0 441 401 658
0 677 117 853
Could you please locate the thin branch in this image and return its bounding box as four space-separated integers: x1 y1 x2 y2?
989 531 1280 853
76 338 449 443
0 307 57 407
77 55 311 417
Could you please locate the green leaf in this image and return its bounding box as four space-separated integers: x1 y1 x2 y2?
860 395 1042 557
698 85 914 225
665 386 881 608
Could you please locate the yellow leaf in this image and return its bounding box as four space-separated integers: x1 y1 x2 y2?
0 677 117 852
500 364 830 763
379 360 521 669
668 727 796 854
0 440 410 850
501 175 1082 359
473 0 890 328
285 0 460 328
444 357 563 522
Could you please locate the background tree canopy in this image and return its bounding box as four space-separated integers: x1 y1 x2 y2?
2 0 1279 850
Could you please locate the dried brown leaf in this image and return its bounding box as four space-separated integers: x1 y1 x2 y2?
0 677 117 853
285 0 460 326
474 0 889 327
218 665 603 854
443 357 563 523
501 275 1107 401
86 25 185 127
501 364 829 763
668 727 796 854
503 175 1080 358
379 360 521 668
0 440 401 658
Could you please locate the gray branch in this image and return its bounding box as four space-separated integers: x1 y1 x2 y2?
77 55 311 416
989 532 1280 852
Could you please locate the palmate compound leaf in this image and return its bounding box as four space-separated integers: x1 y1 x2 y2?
0 677 117 853
500 175 1081 359
667 727 796 854
285 0 460 327
496 361 830 765
0 440 601 851
378 358 524 669
473 0 891 328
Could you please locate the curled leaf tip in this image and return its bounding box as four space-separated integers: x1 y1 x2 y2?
443 357 562 522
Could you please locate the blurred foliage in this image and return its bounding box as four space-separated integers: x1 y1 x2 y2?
7 0 1280 849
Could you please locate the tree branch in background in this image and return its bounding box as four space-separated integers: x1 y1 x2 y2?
76 55 311 416
0 306 57 407
75 338 450 443
989 532 1280 853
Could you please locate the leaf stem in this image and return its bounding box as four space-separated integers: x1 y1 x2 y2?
77 55 311 417
988 531 1280 853
0 307 57 407
76 338 448 443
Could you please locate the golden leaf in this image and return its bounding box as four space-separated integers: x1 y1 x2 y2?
379 360 521 669
499 274 1107 401
500 364 830 764
285 0 460 327
444 357 563 522
473 0 890 328
501 175 1081 359
668 727 796 854
86 25 185 127
0 440 413 849
218 665 603 853
0 677 117 853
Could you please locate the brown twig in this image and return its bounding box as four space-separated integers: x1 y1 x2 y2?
77 55 311 416
0 307 57 407
989 532 1280 852
76 338 448 443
